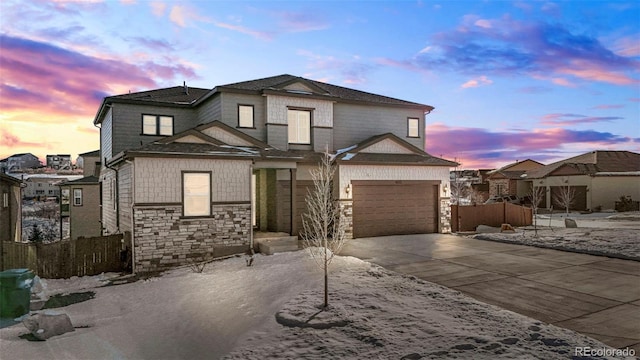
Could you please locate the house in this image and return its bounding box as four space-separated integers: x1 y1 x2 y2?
94 74 457 272
1 173 22 269
486 159 545 199
46 154 72 170
0 158 7 173
59 176 101 240
524 150 640 211
76 150 101 177
23 177 66 199
6 153 41 172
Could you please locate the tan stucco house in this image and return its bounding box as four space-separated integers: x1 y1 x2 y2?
524 150 640 211
94 74 456 272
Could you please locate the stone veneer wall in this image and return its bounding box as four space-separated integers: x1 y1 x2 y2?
133 203 251 272
440 198 452 233
338 200 354 240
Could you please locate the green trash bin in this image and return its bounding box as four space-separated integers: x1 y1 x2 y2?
0 269 35 318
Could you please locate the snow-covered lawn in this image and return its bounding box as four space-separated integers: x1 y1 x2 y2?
472 212 640 260
1 251 623 359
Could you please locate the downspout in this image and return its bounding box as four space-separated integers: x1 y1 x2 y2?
105 159 120 231
126 160 136 274
249 161 254 254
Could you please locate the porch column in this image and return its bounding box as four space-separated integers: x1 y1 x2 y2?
290 168 297 235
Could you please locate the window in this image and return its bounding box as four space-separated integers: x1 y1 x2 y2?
408 118 420 138
238 105 254 128
142 114 174 136
183 172 211 217
2 192 8 208
73 189 83 206
288 109 311 144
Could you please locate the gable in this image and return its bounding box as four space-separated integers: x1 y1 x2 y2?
506 159 544 171
359 138 416 154
173 134 211 144
283 82 316 94
201 127 255 147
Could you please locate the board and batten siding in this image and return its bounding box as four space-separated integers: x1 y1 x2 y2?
118 162 133 233
133 158 252 204
333 103 425 151
101 168 118 234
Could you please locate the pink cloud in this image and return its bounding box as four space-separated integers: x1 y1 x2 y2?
214 21 274 40
169 5 210 27
461 75 492 88
425 123 638 168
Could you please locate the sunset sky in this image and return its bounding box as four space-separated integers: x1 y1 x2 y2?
1 0 638 169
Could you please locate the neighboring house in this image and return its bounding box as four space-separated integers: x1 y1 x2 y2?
94 74 457 272
46 154 72 170
525 150 640 211
0 158 8 173
0 173 22 244
486 159 545 199
77 150 101 177
449 169 492 204
23 177 66 199
59 176 101 240
7 153 41 172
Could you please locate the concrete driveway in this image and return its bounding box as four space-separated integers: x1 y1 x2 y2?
339 233 640 352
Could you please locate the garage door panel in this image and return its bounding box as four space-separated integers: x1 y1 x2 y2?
353 182 438 238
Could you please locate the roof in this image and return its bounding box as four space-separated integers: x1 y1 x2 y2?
79 150 100 157
526 150 640 179
334 133 457 167
487 159 545 180
61 176 100 185
0 173 21 185
94 74 433 124
215 74 432 109
8 153 38 158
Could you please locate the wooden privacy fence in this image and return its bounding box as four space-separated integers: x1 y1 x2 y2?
451 202 533 232
1 233 130 279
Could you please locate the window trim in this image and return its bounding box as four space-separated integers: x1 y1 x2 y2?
407 117 420 138
73 188 83 206
237 104 255 129
182 171 212 217
287 108 312 145
141 114 174 136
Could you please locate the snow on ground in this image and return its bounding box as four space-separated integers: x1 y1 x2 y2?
1 250 627 359
472 212 640 260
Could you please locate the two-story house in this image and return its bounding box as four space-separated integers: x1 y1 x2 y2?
94 74 456 272
46 154 72 170
60 151 101 240
6 153 41 172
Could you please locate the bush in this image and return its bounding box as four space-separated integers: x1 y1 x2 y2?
615 196 639 212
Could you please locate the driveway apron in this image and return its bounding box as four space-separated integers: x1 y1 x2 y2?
339 234 640 352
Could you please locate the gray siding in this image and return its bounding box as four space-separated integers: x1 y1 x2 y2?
100 109 113 163
196 93 222 124
333 103 425 150
219 92 267 143
266 124 288 150
101 169 118 234
111 103 199 156
313 127 333 153
118 162 133 233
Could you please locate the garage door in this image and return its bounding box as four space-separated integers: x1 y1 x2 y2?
550 186 587 211
352 181 439 238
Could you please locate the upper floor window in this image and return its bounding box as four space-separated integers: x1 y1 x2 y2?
288 109 311 144
238 105 254 128
407 118 420 138
73 188 83 206
142 114 173 136
183 172 211 217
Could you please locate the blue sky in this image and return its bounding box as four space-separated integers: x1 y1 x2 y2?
1 0 638 168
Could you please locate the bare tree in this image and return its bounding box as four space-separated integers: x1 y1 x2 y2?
450 180 470 205
301 150 347 309
469 188 486 205
553 186 576 216
529 186 546 237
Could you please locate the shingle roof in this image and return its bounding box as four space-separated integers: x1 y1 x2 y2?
62 176 99 185
218 74 432 109
527 150 640 178
106 86 210 105
79 150 100 157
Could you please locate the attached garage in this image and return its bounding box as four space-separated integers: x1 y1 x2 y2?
550 186 587 211
352 180 439 238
